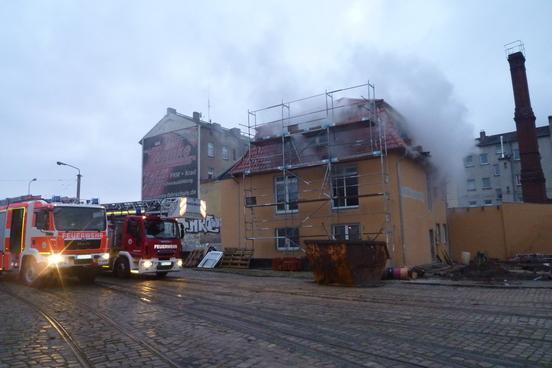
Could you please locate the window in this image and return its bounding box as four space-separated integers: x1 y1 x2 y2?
513 148 520 161
222 146 229 160
464 155 474 167
495 144 503 155
496 188 503 201
35 210 49 230
504 162 508 169
515 174 521 186
435 224 441 244
483 199 493 206
127 218 140 242
233 149 237 161
469 200 477 207
442 224 448 243
275 227 299 250
481 177 491 190
53 207 106 231
310 133 328 146
493 164 500 176
467 179 476 191
275 176 298 213
479 153 489 165
287 124 299 133
208 142 215 158
332 224 360 240
145 219 178 239
208 167 214 179
332 166 359 208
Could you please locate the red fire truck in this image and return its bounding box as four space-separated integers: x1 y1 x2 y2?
0 195 109 286
103 200 184 278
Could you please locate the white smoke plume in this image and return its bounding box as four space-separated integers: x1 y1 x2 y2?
362 52 476 181
248 48 476 181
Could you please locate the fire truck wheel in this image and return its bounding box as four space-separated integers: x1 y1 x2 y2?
78 269 97 284
21 258 41 287
114 257 130 278
156 272 168 278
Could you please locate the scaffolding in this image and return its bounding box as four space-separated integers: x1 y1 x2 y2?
239 83 393 254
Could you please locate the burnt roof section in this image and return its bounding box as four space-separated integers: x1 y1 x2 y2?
229 99 413 175
477 125 550 146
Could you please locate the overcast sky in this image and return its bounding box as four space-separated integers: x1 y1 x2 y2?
1 0 551 202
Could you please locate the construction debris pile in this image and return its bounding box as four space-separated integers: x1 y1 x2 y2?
415 252 552 282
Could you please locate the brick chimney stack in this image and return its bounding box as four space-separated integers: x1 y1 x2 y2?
508 51 547 203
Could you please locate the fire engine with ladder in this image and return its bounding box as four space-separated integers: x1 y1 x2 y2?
102 198 199 277
0 195 110 286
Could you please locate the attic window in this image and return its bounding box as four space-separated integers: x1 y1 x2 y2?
310 134 328 146
287 124 300 133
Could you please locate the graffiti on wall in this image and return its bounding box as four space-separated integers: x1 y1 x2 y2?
184 215 220 234
180 215 221 251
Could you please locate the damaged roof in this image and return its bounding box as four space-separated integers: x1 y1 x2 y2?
230 99 412 175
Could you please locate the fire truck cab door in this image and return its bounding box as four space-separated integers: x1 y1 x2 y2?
125 218 143 256
0 211 6 253
9 208 25 254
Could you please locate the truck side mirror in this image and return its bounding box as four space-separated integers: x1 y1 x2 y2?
178 223 185 239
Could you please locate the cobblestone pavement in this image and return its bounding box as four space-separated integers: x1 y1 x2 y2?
1 270 551 368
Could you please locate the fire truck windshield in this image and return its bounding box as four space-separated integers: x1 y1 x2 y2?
145 220 178 239
53 207 106 231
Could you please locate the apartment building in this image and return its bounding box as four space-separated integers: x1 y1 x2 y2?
140 108 248 200
454 117 552 207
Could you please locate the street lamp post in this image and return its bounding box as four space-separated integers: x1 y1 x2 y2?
56 161 82 202
27 178 37 195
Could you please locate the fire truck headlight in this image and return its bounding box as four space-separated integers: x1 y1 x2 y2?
177 259 183 268
48 254 64 265
143 260 153 269
101 253 110 260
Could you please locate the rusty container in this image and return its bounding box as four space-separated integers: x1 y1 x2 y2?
304 240 389 286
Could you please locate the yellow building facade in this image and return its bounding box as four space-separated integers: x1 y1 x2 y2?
215 151 447 267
